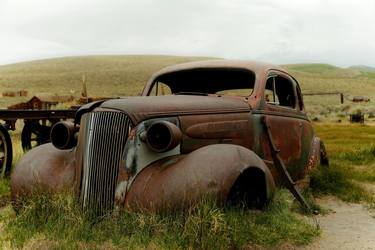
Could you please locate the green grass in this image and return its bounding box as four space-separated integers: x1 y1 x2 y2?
0 178 10 195
310 123 375 204
310 164 373 203
0 190 318 249
284 63 340 74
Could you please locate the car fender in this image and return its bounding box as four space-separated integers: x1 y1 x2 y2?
11 143 76 202
123 144 275 211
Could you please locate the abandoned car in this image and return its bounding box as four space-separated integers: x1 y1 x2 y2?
11 60 328 213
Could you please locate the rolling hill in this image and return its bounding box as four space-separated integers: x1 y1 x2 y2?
349 65 375 72
0 55 213 98
1 55 374 119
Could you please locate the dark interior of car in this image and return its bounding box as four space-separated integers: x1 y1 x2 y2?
155 68 256 94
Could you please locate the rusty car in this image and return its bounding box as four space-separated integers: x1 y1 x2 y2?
11 60 328 214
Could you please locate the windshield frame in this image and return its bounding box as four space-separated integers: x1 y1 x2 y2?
144 67 257 97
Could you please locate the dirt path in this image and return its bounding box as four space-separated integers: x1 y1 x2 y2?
302 196 375 250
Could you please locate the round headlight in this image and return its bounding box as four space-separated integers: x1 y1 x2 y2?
50 121 79 150
146 121 182 152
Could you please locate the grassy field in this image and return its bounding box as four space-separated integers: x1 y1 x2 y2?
311 123 375 205
0 190 320 249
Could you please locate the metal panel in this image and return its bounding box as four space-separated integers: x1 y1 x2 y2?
79 111 130 214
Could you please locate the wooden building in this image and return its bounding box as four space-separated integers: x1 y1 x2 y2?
7 95 74 110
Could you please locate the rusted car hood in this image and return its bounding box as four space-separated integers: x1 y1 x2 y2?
100 95 251 124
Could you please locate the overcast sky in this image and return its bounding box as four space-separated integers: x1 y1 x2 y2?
0 0 374 67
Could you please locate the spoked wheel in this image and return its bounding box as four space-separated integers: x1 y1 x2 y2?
21 121 52 152
0 125 13 177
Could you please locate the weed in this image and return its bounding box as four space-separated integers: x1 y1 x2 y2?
311 123 375 203
2 190 318 249
310 164 372 203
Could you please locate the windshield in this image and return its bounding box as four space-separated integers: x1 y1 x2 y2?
148 68 255 97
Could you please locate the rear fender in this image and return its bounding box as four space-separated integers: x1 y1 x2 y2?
123 144 275 211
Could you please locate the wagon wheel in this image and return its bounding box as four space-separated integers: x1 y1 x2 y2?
21 121 52 152
0 125 13 177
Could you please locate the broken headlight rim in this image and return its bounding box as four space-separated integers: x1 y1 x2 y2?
145 121 182 153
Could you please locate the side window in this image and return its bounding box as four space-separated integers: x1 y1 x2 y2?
265 75 296 109
265 77 279 105
149 82 172 96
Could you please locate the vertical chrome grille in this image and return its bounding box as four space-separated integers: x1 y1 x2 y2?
79 111 130 214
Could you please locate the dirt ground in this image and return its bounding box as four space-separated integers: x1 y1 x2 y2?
246 195 375 250
301 196 375 250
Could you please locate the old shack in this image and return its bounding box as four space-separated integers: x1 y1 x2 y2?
7 95 74 110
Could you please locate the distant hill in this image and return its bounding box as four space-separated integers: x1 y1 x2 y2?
284 63 340 74
349 65 375 72
0 55 214 102
0 55 374 118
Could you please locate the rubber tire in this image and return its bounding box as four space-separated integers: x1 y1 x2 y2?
320 141 329 166
0 125 13 177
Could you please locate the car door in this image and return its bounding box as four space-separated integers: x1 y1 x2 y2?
261 71 310 181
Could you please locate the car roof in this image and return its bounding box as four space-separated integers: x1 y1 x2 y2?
148 59 287 81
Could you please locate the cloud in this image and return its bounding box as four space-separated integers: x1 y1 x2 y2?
0 0 374 66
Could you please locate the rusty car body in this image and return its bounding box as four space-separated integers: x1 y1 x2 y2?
11 60 327 214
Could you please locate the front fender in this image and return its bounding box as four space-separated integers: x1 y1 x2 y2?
11 143 76 202
124 144 275 211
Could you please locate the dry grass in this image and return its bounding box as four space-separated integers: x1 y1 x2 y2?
0 55 214 108
0 189 319 249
